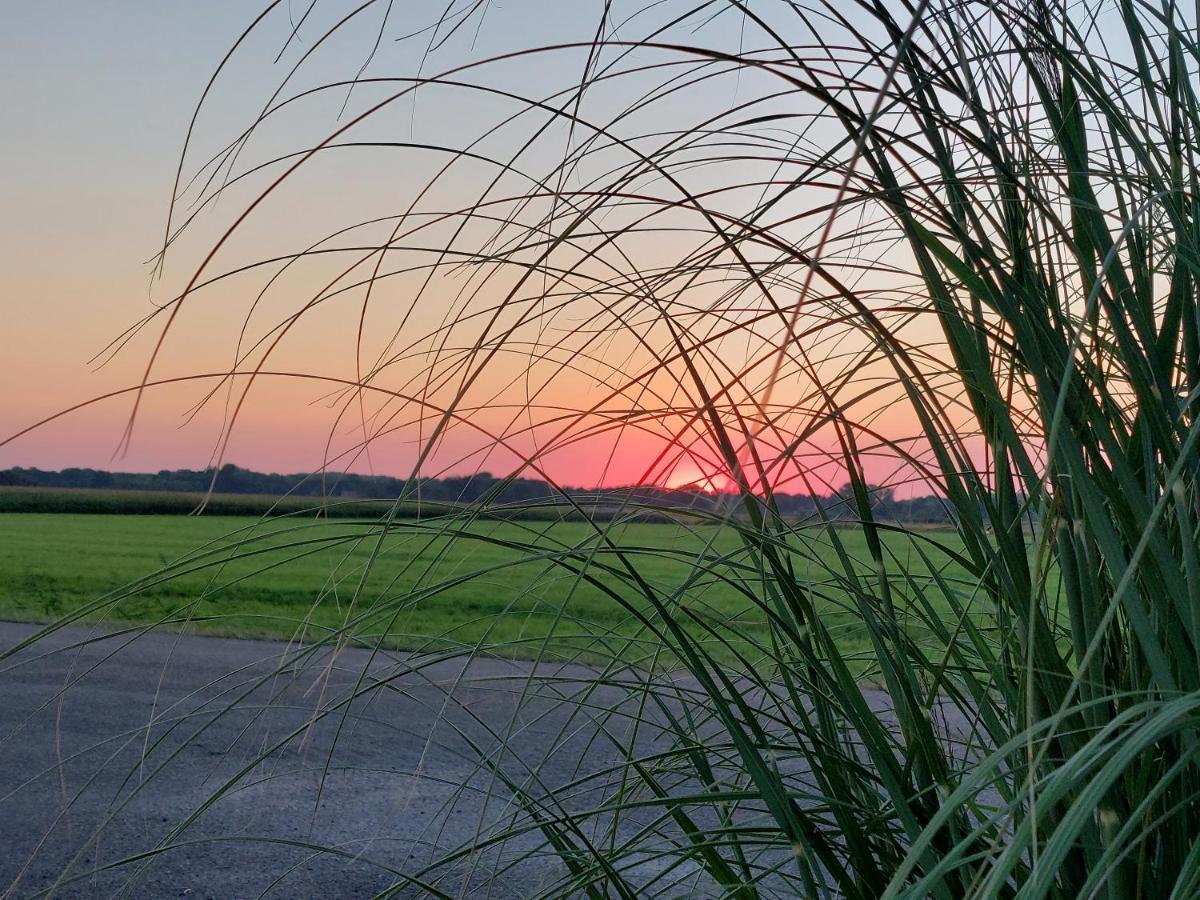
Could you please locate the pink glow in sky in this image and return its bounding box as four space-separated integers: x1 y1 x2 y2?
1 2 946 494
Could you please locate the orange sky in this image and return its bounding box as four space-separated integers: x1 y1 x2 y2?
1 2 948 493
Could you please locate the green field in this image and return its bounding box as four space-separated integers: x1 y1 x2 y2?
0 512 976 668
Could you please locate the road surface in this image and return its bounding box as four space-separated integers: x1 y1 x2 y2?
0 622 933 898
0 622 680 898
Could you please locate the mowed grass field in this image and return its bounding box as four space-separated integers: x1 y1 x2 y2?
0 512 978 669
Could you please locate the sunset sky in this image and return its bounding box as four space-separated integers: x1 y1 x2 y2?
2 3 271 471
2 2 934 492
3 3 588 476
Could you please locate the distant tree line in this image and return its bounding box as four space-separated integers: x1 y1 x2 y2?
0 465 956 523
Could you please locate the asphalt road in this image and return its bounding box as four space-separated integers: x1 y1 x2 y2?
0 622 930 899
0 622 674 899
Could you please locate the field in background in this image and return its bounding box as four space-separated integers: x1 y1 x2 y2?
0 512 972 670
0 486 517 519
0 486 727 523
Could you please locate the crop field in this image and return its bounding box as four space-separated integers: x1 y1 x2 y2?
0 486 504 519
0 486 406 517
0 486 714 522
0 512 975 669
